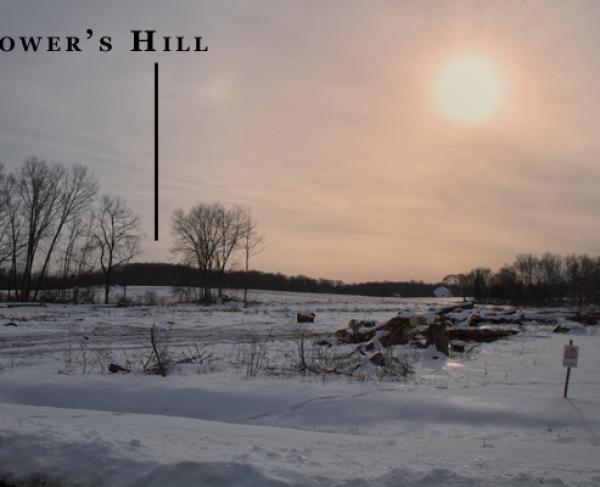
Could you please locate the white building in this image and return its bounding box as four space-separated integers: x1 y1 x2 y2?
433 286 453 298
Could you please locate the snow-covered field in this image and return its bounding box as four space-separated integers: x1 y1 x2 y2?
0 288 599 486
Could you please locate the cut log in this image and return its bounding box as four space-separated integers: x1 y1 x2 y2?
369 352 385 367
379 317 415 347
5 303 46 308
447 328 517 343
438 303 474 315
565 312 600 326
108 363 130 374
468 314 524 326
336 320 377 344
468 314 483 326
297 312 315 323
335 317 415 346
335 328 352 342
409 315 427 326
425 321 449 355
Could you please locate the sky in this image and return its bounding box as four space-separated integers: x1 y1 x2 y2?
1 0 600 283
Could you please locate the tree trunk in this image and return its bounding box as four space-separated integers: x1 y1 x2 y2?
33 227 64 300
104 269 112 304
244 251 249 307
218 268 225 298
199 269 211 305
9 258 17 300
428 321 449 355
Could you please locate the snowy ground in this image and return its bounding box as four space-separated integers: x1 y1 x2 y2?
0 288 599 486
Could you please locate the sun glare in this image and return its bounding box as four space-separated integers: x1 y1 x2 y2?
435 55 503 124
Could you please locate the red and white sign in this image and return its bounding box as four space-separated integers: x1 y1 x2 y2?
563 344 579 368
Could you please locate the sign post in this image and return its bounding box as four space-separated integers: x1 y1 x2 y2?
563 339 578 398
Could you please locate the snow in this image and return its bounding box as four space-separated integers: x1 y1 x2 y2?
1 288 599 486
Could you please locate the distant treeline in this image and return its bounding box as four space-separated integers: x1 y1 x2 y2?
442 253 600 306
1 262 440 298
3 253 600 304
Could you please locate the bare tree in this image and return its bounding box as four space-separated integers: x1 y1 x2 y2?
241 213 263 306
537 253 564 303
171 202 222 304
467 267 492 302
58 218 80 301
33 164 98 299
94 195 142 304
0 172 25 298
16 158 63 300
514 253 538 301
57 211 96 302
0 163 9 267
564 254 596 305
171 202 259 304
214 205 249 298
72 213 97 303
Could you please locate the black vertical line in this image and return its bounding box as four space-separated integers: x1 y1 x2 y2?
154 62 159 241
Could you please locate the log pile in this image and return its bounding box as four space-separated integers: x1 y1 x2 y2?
333 303 535 357
566 311 600 326
335 317 416 347
333 303 599 357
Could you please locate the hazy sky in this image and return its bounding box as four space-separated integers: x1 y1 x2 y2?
2 1 600 282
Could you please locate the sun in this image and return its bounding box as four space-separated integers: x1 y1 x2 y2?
435 55 503 123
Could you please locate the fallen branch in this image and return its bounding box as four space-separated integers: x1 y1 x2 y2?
108 363 130 374
438 302 474 315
